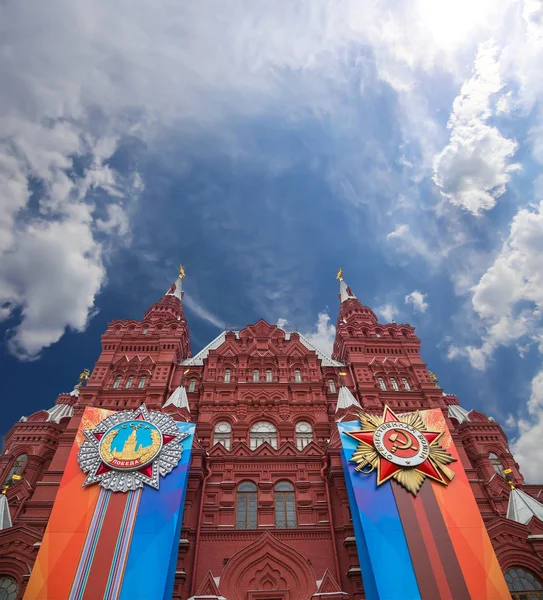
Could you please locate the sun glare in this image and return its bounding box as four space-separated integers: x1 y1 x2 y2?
417 0 501 49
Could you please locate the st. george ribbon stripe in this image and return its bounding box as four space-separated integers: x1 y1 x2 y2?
68 488 110 600
391 485 443 600
410 487 454 599
419 483 471 599
81 491 130 600
104 489 142 600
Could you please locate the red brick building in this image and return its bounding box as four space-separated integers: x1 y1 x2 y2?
1 272 543 600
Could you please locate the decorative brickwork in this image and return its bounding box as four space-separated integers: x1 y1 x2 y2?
0 275 542 599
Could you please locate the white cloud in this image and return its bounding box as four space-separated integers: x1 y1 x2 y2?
523 0 543 38
0 208 104 360
405 290 429 313
375 304 398 323
302 312 336 357
183 294 225 329
510 368 543 483
0 0 523 361
276 318 289 329
433 41 520 214
451 200 543 369
387 224 410 240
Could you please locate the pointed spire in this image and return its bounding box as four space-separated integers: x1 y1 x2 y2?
144 265 189 326
47 402 75 424
447 404 471 425
337 267 357 303
507 488 543 525
165 264 185 302
336 385 361 413
164 386 190 412
335 375 362 423
332 268 377 361
0 494 12 530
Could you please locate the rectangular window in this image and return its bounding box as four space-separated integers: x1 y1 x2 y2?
275 493 297 529
236 493 257 529
137 376 146 389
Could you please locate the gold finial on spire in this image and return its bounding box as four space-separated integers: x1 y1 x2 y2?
179 265 186 279
337 267 343 281
79 368 90 384
504 468 516 490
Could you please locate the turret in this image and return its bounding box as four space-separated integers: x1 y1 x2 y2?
144 265 188 324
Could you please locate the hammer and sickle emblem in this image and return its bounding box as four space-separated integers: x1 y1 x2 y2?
389 429 417 453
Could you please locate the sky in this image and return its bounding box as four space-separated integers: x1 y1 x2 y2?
0 0 543 482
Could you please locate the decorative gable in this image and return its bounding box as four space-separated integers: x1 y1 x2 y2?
195 570 223 597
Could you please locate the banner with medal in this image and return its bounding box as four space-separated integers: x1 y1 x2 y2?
24 405 195 600
338 406 510 600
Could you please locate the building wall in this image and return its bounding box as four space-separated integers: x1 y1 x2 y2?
0 290 542 599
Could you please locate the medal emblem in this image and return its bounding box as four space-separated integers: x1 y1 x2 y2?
345 405 456 495
78 405 189 492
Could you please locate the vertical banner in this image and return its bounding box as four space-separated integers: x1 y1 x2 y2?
25 405 195 600
338 406 510 600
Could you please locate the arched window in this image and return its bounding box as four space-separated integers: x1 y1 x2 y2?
295 422 313 450
328 379 337 393
294 369 302 383
489 453 505 477
236 482 257 529
250 421 277 449
188 379 196 393
214 422 232 450
402 377 411 391
253 369 260 382
3 454 28 485
137 376 146 389
378 377 387 391
390 377 399 391
112 376 121 389
375 330 382 338
275 481 297 529
224 369 231 383
505 568 543 600
266 369 273 382
0 577 19 600
142 327 148 335
125 375 134 389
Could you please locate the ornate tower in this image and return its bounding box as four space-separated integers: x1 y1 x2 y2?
0 268 194 597
79 266 191 412
331 269 442 413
